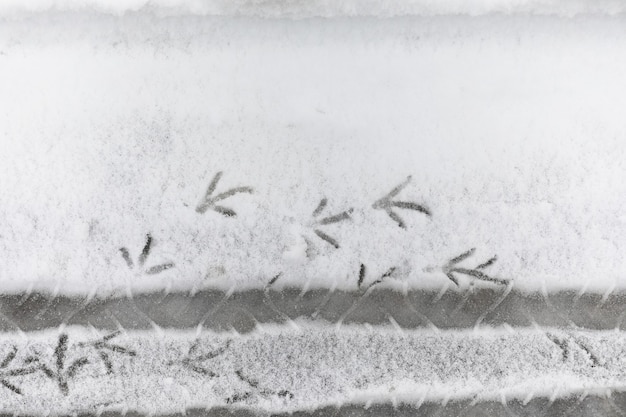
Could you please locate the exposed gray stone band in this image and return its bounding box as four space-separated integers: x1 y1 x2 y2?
0 287 623 332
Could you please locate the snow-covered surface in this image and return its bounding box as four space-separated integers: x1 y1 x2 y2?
2 13 626 295
0 324 623 414
2 0 626 19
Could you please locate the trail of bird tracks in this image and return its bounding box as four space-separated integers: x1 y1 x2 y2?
0 325 625 415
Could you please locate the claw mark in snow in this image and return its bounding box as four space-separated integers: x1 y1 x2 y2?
372 176 430 228
547 333 570 362
357 264 366 288
367 267 397 290
546 333 603 367
228 368 294 405
78 331 136 374
442 248 509 286
169 339 232 377
356 263 397 290
267 272 283 288
0 346 37 395
196 171 253 217
573 338 602 367
26 334 89 395
310 198 353 249
339 264 399 328
119 234 174 276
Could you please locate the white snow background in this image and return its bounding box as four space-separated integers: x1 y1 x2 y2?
3 0 626 18
1 5 626 295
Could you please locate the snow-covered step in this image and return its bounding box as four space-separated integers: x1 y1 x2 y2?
2 13 626 295
0 325 624 414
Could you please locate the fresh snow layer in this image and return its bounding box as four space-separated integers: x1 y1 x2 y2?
0 325 625 414
2 0 626 19
2 14 626 295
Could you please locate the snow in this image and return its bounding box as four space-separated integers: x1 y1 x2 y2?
0 324 624 414
1 0 626 19
1 13 626 295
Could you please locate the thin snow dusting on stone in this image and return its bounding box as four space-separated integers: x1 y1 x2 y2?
0 326 624 413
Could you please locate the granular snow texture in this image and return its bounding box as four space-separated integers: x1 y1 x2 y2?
0 325 624 414
2 14 626 296
2 0 626 18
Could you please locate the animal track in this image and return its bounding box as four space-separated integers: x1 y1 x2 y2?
357 263 397 290
309 198 353 249
169 339 232 377
0 346 37 395
227 368 294 405
441 248 508 286
372 176 430 229
334 263 400 326
266 272 283 288
26 334 89 395
119 234 174 276
546 333 602 367
1 333 136 396
110 176 515 290
196 171 253 217
77 331 136 374
225 391 252 404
